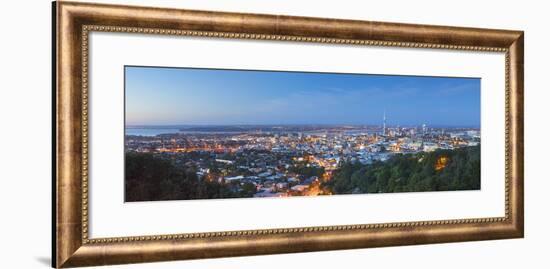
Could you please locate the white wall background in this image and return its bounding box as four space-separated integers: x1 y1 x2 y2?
0 0 547 268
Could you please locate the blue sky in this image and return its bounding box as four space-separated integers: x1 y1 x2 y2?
125 66 480 127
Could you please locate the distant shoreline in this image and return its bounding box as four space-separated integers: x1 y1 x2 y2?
125 125 480 137
126 124 481 129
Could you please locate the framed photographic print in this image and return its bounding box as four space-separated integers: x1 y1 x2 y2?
53 1 524 268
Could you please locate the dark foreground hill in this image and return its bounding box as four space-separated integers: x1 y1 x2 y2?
324 145 480 194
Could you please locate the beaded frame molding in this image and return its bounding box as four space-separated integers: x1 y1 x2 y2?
54 1 524 268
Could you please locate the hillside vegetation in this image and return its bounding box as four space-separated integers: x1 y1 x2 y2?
323 146 480 194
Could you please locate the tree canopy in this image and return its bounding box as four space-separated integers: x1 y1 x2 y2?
125 152 253 202
323 146 480 194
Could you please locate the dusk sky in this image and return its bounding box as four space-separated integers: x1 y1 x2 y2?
125 66 480 127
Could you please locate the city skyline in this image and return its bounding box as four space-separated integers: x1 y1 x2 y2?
125 66 481 127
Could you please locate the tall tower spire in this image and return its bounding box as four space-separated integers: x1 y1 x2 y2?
383 109 386 136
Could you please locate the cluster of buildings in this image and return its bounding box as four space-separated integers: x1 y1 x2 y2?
126 119 480 198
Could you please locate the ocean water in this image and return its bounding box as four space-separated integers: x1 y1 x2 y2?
125 128 180 137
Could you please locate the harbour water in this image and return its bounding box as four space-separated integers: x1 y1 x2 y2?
125 128 180 136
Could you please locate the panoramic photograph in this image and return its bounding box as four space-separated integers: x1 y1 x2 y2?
124 66 481 202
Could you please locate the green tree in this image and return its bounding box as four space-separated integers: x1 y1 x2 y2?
125 152 242 201
323 146 480 195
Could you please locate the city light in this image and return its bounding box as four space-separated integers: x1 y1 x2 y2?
126 117 480 199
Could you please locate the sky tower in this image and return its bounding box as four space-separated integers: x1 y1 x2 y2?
383 109 387 136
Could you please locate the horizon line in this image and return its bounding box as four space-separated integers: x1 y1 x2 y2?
126 123 481 128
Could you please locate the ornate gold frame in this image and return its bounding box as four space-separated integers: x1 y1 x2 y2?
54 1 524 268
